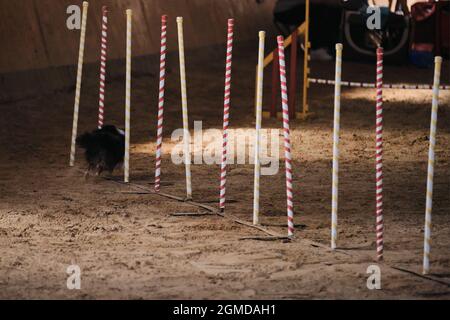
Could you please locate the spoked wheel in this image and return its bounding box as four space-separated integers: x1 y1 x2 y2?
342 10 410 63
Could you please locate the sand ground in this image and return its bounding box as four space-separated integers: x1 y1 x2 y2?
0 43 449 299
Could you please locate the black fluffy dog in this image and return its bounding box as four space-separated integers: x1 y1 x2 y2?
76 125 125 177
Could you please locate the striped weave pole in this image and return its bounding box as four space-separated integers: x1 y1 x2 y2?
124 9 132 183
309 78 450 90
375 47 384 261
154 15 168 193
97 6 108 129
331 43 343 250
277 36 294 237
253 31 265 225
177 17 192 200
219 19 234 212
423 56 442 275
69 1 88 166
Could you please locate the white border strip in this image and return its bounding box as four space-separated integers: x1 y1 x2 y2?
309 78 450 90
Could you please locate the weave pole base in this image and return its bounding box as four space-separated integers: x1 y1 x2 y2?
74 168 450 289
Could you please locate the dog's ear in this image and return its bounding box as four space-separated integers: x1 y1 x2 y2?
76 132 93 148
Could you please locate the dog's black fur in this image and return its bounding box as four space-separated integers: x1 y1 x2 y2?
76 125 125 176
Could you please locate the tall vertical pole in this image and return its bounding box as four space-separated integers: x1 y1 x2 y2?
219 19 235 212
97 6 108 129
375 47 384 261
423 56 442 275
277 36 294 238
124 9 132 183
253 31 265 225
69 1 89 166
331 43 343 250
177 17 192 200
154 15 168 193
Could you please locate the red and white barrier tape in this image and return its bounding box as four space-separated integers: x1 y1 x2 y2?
309 78 450 90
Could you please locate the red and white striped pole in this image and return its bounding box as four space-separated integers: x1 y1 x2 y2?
97 6 108 129
277 36 294 237
219 19 234 212
154 15 168 192
375 47 384 261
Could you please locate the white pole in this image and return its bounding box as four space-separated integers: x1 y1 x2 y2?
177 17 192 200
124 9 132 183
423 56 442 275
331 43 343 249
69 1 89 166
253 31 265 225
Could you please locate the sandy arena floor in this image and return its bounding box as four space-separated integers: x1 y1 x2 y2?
0 43 449 299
